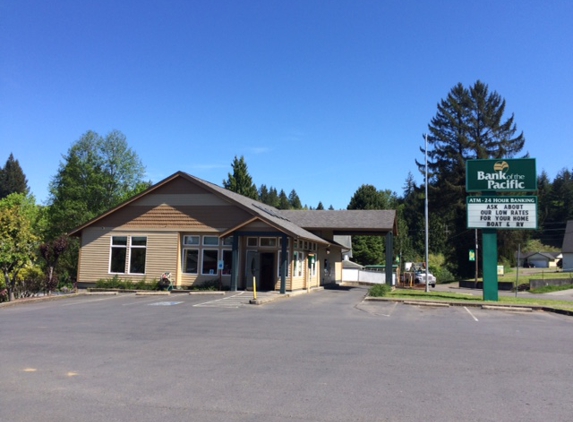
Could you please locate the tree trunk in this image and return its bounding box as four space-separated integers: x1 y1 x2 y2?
4 271 15 301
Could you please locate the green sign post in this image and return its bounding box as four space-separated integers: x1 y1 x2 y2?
466 158 537 301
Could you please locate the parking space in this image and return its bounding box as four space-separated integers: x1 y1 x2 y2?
1 287 572 422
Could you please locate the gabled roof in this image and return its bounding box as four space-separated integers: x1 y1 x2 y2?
69 172 328 244
68 171 397 243
516 251 560 260
278 210 397 235
562 220 573 253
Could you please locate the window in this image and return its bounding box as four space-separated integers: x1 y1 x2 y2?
222 237 233 246
183 235 200 245
203 236 219 246
183 249 199 274
221 250 232 275
260 237 277 247
247 237 258 247
202 250 219 275
110 236 127 273
293 251 304 277
309 254 317 277
129 237 147 274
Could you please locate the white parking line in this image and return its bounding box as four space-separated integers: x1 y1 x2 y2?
464 306 479 321
59 295 127 306
193 291 247 308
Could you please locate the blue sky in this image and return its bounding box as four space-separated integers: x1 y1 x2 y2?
1 0 571 210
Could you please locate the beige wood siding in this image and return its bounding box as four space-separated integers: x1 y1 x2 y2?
78 228 178 284
97 204 251 230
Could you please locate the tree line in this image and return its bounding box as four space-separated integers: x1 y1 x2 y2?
223 155 333 210
2 80 572 301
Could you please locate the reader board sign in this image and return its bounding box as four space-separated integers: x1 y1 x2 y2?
466 158 536 192
467 196 537 229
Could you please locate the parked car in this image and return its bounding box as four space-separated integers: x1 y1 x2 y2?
415 270 436 288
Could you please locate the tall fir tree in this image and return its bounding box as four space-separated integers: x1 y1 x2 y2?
223 156 258 200
0 153 29 199
277 189 291 210
418 81 526 276
288 189 302 209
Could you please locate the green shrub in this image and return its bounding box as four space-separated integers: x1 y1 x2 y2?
187 279 222 291
434 267 455 284
95 275 159 290
369 283 391 297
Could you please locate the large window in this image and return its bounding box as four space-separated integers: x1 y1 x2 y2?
183 249 199 274
129 237 147 274
202 250 219 275
109 236 147 274
110 236 127 273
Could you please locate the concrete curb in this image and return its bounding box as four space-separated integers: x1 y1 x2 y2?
135 291 171 296
403 301 450 307
249 286 325 305
0 292 85 308
482 305 533 312
364 296 567 313
188 291 226 295
87 291 119 295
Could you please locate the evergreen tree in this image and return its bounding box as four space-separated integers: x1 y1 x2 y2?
267 187 279 208
288 189 303 209
0 153 29 199
277 189 291 210
223 156 258 200
418 81 526 276
328 204 334 210
258 184 270 204
316 201 324 210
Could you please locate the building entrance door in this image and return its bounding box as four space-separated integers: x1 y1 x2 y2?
259 252 276 291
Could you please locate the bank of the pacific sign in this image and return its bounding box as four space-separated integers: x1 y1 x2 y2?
466 158 537 192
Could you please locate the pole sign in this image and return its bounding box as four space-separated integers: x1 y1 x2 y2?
466 159 537 192
467 196 537 229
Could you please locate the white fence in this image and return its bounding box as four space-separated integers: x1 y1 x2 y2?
342 268 396 285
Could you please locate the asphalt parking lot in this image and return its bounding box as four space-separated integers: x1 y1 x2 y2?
1 287 572 422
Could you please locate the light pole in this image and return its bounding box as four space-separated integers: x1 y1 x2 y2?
425 134 430 293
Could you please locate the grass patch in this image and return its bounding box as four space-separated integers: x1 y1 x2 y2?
530 284 573 294
385 288 573 312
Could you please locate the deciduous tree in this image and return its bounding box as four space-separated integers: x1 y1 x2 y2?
0 193 39 301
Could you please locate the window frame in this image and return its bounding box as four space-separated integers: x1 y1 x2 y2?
201 249 219 275
109 236 128 274
128 236 147 275
182 248 199 274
